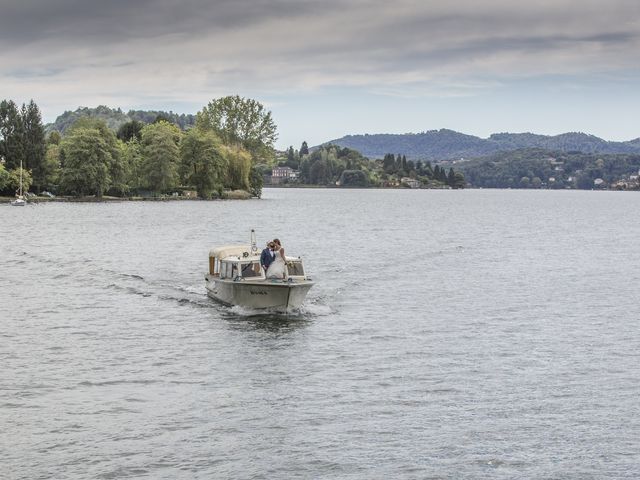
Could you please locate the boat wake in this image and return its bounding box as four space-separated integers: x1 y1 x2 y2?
225 299 331 319
15 248 330 317
106 279 214 309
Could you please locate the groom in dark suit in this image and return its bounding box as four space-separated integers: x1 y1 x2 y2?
260 241 275 272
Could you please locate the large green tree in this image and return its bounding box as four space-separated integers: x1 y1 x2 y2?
224 144 252 191
65 118 123 195
109 142 130 195
309 157 330 185
120 139 144 193
22 100 47 191
42 144 62 191
196 95 277 162
59 127 115 196
140 121 181 193
179 128 227 198
0 100 25 170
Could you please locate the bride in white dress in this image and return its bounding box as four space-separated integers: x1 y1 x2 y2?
266 239 286 279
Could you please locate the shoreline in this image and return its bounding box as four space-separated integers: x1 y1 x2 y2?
1 190 254 203
3 186 636 203
263 184 453 190
264 185 638 192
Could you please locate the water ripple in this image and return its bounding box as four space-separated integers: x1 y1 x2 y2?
2 190 640 479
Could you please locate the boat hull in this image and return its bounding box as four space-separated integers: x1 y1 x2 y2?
205 275 313 311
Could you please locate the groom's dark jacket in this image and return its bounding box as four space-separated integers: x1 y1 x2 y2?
260 248 274 270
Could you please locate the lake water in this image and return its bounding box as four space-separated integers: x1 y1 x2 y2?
2 189 640 479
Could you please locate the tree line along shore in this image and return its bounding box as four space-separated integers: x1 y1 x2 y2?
4 96 639 198
1 97 467 202
1 96 273 200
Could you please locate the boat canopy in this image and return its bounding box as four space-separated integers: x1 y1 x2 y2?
209 245 253 260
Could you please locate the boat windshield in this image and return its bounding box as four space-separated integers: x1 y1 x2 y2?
241 261 262 278
286 260 305 276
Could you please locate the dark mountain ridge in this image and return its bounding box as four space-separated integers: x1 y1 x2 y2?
322 129 640 160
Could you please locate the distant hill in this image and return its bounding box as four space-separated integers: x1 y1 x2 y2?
322 129 640 160
455 148 640 189
45 106 196 134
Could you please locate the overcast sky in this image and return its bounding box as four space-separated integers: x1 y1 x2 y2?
2 0 639 148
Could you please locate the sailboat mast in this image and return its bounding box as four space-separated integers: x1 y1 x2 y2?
19 159 23 196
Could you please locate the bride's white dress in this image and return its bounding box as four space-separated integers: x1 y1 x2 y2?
266 250 285 278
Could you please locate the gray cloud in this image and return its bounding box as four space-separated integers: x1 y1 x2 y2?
1 0 639 117
0 0 322 44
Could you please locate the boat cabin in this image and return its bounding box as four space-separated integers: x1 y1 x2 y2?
208 245 307 281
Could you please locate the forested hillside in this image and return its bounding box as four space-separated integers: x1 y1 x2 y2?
45 106 196 134
325 129 640 160
456 148 640 189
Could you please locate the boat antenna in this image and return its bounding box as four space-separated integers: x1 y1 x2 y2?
250 229 257 254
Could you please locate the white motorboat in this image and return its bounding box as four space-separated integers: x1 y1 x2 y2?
205 232 314 311
10 159 26 206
